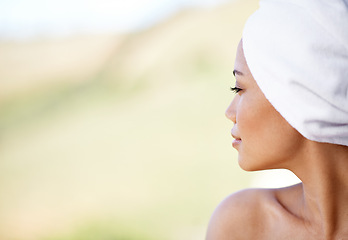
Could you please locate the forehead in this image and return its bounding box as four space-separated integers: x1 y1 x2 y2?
234 40 252 78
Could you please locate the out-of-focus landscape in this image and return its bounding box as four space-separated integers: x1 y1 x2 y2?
0 0 300 239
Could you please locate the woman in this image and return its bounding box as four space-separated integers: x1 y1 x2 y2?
206 0 348 239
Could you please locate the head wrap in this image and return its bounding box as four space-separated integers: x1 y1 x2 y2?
242 0 348 146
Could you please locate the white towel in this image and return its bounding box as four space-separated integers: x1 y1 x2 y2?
242 0 348 146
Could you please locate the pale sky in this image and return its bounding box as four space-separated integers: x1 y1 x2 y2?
0 0 228 39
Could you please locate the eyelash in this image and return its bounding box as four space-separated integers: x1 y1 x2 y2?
230 87 242 94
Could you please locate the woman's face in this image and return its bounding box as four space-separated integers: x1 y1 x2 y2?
226 40 305 171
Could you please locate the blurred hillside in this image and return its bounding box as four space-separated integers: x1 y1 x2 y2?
0 1 259 240
0 0 258 138
0 0 254 101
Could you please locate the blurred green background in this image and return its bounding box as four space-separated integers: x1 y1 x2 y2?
0 0 299 239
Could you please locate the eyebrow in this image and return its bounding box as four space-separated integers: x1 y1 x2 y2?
233 69 244 76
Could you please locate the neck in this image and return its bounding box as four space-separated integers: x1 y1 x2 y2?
289 142 348 238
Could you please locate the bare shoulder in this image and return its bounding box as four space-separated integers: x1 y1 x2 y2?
206 185 303 240
206 188 274 240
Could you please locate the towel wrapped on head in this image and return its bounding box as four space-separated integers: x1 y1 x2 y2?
242 0 348 146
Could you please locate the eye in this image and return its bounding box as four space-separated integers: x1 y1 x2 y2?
230 87 242 94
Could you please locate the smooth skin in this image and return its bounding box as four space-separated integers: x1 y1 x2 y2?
206 40 348 240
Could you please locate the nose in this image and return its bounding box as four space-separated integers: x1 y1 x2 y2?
225 95 239 124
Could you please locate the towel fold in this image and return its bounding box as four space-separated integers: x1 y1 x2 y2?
242 0 348 146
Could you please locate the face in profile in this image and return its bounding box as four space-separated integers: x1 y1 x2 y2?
225 40 305 171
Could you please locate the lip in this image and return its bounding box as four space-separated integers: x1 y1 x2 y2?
232 138 242 148
231 132 242 149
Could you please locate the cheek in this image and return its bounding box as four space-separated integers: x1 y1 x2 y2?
236 94 269 141
236 95 304 170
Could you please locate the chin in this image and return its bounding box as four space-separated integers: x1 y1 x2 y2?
238 155 275 172
238 156 258 171
238 162 262 172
